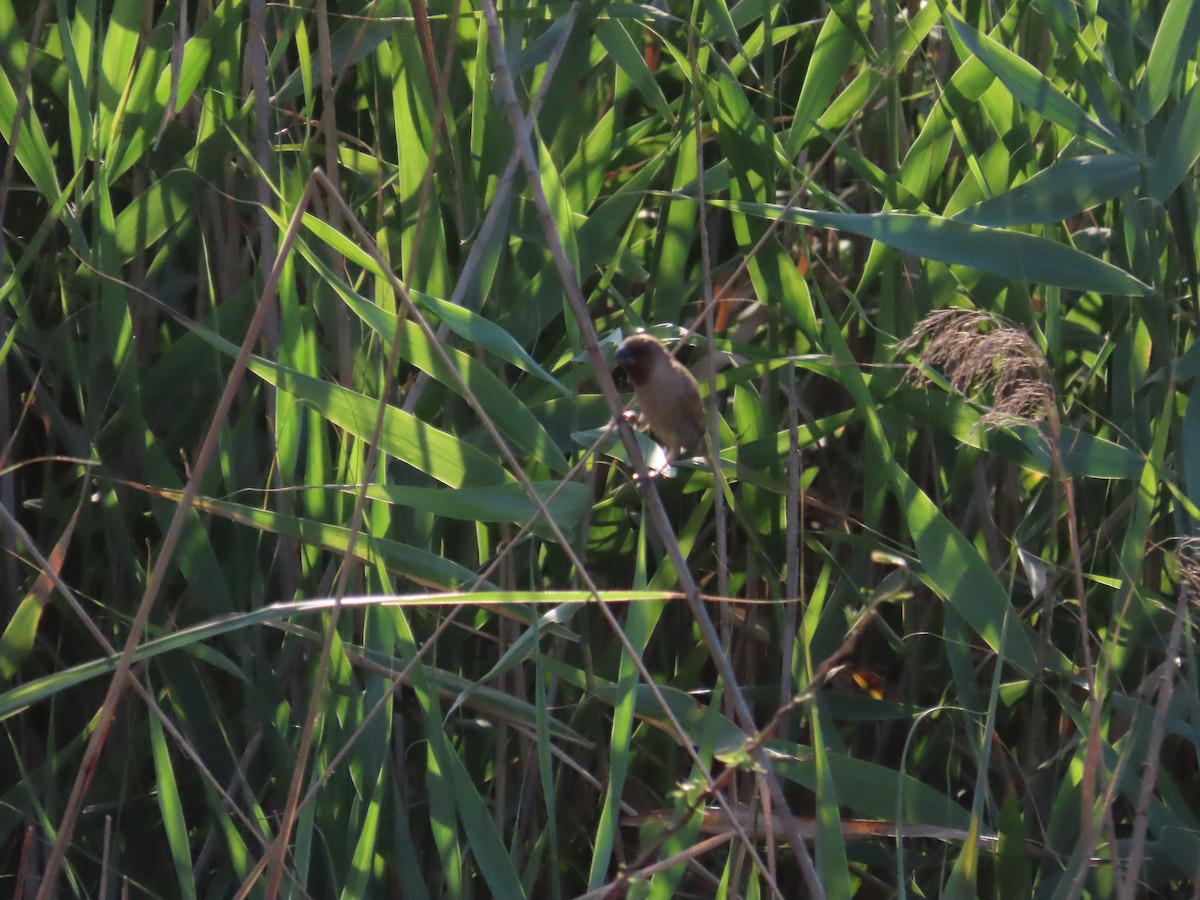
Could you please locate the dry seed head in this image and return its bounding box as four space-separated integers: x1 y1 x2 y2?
898 308 1054 426
1174 538 1200 598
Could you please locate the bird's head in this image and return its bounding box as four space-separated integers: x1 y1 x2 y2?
614 333 668 383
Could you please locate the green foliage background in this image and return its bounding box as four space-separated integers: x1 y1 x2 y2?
2 0 1199 896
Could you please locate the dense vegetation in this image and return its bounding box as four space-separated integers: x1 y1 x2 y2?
2 0 1199 896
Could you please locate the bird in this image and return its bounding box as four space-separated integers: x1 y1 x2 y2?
614 333 707 469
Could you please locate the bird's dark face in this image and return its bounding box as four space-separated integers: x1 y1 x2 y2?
614 334 664 384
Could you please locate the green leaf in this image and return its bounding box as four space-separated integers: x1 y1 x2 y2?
811 701 852 896
1140 0 1200 119
308 265 571 472
273 12 394 105
96 0 143 153
649 118 699 323
712 199 1153 295
954 154 1142 227
387 24 454 299
889 390 1145 480
1 593 597 724
104 24 173 176
588 583 664 890
893 468 1045 677
444 744 527 898
996 792 1032 900
364 482 589 538
0 596 43 681
786 11 861 154
341 767 386 900
1183 388 1200 524
150 713 198 900
1149 82 1200 203
112 159 207 260
189 495 488 590
534 129 581 284
946 14 1130 155
596 19 672 121
701 0 758 81
251 353 511 487
0 52 61 202
190 316 512 488
412 290 572 397
295 210 569 397
591 683 747 754
772 750 973 829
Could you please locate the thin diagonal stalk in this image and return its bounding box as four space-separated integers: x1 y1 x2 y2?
36 177 319 900
478 0 822 893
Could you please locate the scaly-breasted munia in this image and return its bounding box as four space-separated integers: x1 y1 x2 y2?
614 333 707 466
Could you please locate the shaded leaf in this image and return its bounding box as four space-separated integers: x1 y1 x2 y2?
954 154 1142 227
713 199 1153 295
946 13 1130 154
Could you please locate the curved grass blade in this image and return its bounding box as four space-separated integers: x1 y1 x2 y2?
596 18 672 121
248 353 511 487
945 13 1130 155
96 0 142 155
772 749 973 830
0 49 62 201
954 154 1142 227
0 593 605 733
189 317 512 488
149 712 198 900
713 199 1153 295
1139 0 1200 119
785 11 861 154
363 482 590 539
1149 82 1200 204
332 278 572 473
281 211 571 396
296 202 569 392
186 494 487 590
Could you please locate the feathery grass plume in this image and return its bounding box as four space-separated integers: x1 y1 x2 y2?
899 307 1111 875
1173 538 1200 599
896 307 1056 434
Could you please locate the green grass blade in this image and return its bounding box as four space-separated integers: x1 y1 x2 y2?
714 199 1153 295
1149 82 1200 203
810 699 851 896
95 0 142 153
1139 0 1200 119
444 744 527 898
785 10 861 155
0 595 43 681
596 18 672 121
340 766 386 900
0 46 62 200
149 712 198 900
953 154 1142 227
189 316 514 489
187 494 487 590
945 12 1131 154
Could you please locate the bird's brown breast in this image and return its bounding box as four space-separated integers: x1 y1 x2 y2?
633 362 705 454
615 333 707 455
